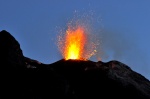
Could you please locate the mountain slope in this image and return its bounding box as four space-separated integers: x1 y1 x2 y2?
0 30 150 99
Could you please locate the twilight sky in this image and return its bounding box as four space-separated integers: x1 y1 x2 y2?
0 0 150 80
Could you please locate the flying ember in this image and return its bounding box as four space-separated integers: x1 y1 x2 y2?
58 22 97 60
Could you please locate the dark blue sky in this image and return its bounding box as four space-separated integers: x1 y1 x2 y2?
0 0 150 80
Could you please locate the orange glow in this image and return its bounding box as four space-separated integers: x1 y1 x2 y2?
64 26 86 60
58 23 97 60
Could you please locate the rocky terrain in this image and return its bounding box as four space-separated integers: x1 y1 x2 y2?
0 30 150 99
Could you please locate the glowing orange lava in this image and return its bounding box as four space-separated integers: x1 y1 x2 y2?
64 26 86 60
58 24 97 60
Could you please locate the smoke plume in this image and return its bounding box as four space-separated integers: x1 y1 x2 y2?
99 29 150 79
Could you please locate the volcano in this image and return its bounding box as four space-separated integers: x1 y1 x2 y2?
0 30 150 99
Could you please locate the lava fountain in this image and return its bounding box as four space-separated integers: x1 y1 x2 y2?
64 26 86 60
58 22 97 60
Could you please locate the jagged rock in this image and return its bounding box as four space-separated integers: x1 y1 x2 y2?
49 59 150 99
0 30 25 68
24 57 42 68
0 30 150 99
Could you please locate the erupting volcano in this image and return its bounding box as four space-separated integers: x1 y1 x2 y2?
0 29 150 99
58 23 97 60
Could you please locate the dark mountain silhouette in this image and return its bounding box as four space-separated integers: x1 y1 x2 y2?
0 30 150 99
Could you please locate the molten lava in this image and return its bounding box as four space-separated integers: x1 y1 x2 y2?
64 26 86 60
58 24 97 60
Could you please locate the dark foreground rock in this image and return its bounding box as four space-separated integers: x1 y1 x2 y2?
0 30 150 99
